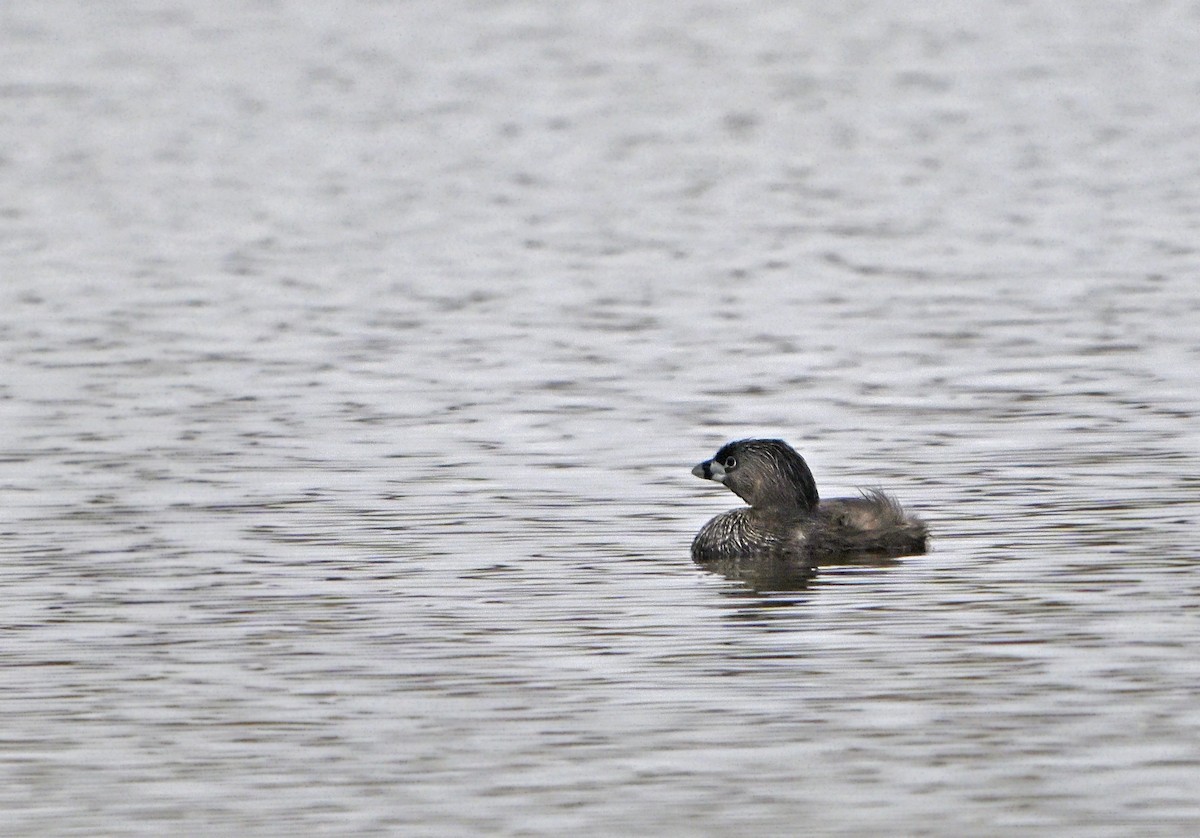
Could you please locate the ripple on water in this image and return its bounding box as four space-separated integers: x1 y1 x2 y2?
3 1 1200 835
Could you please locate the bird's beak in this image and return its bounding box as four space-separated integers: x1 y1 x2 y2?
691 459 726 482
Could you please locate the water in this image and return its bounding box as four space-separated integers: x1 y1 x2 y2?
3 1 1199 835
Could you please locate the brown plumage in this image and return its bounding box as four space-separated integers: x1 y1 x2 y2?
690 439 927 567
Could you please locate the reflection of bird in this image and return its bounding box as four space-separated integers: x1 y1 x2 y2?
690 439 927 566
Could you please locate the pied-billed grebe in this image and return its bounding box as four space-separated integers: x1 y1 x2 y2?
691 439 927 565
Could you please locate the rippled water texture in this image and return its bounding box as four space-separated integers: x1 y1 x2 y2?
3 1 1200 835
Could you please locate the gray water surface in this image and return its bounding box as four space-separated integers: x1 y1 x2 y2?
3 1 1200 835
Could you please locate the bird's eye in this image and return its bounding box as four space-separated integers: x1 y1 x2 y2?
723 456 737 469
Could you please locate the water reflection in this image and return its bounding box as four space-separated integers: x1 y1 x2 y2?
697 549 906 592
696 553 819 591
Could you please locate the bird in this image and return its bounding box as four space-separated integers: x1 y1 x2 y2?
690 439 927 571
